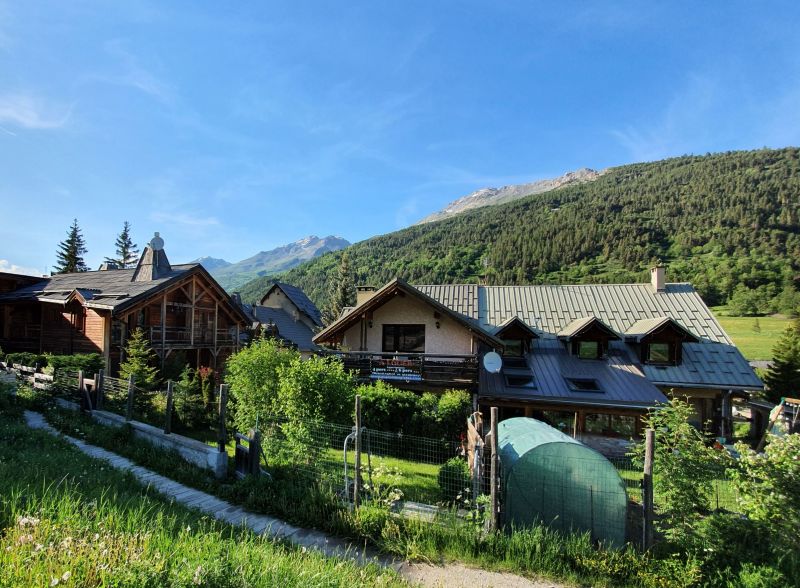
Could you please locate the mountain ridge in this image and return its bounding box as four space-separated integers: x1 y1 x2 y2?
196 235 351 292
416 167 603 224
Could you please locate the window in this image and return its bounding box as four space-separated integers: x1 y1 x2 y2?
382 324 425 353
647 342 672 364
71 310 85 333
577 340 601 359
505 375 535 388
502 339 524 357
566 377 603 393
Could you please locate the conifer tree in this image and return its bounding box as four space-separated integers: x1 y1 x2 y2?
763 320 800 403
120 328 160 391
323 252 356 325
54 218 89 273
105 221 139 268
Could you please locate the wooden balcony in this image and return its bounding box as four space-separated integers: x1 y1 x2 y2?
329 351 478 388
146 326 238 348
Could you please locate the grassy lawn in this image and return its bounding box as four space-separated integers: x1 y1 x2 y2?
711 308 791 360
0 392 406 587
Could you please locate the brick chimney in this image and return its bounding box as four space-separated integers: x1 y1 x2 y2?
356 285 377 306
650 265 666 293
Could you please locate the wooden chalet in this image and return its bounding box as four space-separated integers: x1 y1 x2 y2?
314 267 765 442
0 233 250 374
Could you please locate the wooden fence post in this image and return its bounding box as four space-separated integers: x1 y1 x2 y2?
250 429 262 476
125 375 135 421
96 369 105 410
354 394 362 508
490 406 499 532
643 428 655 550
218 384 228 452
164 380 174 435
78 369 84 402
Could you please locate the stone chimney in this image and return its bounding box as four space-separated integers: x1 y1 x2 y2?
650 265 666 293
357 286 377 306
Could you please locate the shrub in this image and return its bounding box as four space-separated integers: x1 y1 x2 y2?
438 456 471 503
44 353 104 376
225 337 298 432
435 389 472 442
359 381 419 432
5 352 47 368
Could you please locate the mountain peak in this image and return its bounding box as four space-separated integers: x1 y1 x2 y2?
416 168 603 224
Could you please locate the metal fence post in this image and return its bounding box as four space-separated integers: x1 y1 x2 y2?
354 394 362 508
125 375 135 421
218 384 228 452
643 428 655 550
490 406 499 532
164 380 174 434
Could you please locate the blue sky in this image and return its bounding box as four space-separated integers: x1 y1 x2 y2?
1 1 799 275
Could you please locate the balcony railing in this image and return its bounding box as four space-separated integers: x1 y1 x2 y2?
328 351 478 386
146 326 238 347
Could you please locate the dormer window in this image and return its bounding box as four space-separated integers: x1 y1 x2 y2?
557 316 619 360
494 317 538 357
625 317 699 366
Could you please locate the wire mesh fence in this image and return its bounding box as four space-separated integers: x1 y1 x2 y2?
51 369 81 403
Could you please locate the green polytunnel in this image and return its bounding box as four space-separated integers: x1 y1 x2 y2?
497 417 627 547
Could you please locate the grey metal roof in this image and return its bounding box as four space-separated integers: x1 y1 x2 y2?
252 306 319 352
429 282 760 391
481 339 668 409
645 343 763 390
415 284 479 320
479 283 731 343
267 283 323 327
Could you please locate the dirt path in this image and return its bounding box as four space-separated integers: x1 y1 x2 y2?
399 562 567 588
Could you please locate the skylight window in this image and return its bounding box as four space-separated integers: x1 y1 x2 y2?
505 375 535 388
566 378 603 393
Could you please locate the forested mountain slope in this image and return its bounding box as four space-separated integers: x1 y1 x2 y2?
240 148 800 315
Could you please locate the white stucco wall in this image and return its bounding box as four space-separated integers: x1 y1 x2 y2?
341 294 474 355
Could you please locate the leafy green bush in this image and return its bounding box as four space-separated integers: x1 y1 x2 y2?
225 337 298 432
435 389 472 442
4 352 47 368
44 353 104 376
438 456 471 503
358 381 419 432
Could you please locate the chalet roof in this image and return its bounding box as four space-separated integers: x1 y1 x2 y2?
481 339 668 409
624 317 700 342
479 283 729 343
262 282 323 327
313 278 504 348
252 306 320 352
557 316 620 340
0 264 251 324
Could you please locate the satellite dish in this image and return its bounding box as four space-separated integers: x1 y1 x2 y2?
483 351 503 374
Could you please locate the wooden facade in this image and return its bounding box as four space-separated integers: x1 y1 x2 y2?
0 238 248 376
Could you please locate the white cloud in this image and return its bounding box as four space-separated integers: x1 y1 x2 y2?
611 74 718 162
0 92 72 130
0 259 42 276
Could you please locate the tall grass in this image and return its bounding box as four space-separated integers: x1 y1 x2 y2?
0 396 405 587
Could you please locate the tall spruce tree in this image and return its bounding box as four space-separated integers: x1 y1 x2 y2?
323 252 355 325
763 319 800 403
105 221 139 268
54 218 89 273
